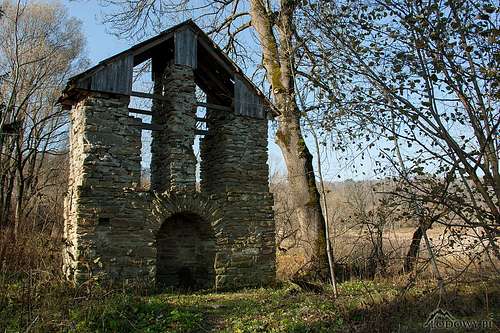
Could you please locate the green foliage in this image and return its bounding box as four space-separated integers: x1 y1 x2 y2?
69 295 203 332
1 274 498 332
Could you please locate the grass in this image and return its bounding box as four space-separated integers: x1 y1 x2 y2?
1 226 498 332
1 275 498 332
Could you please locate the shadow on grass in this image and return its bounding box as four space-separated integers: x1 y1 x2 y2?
1 277 498 332
339 280 499 333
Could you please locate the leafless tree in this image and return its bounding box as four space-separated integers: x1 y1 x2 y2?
0 0 86 238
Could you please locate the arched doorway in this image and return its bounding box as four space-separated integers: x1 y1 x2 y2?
156 212 215 289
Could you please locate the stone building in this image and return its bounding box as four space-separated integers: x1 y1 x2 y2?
59 20 276 290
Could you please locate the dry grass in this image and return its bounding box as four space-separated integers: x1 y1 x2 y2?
1 270 498 332
277 224 499 283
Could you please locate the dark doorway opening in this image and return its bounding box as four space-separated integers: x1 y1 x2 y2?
156 212 215 290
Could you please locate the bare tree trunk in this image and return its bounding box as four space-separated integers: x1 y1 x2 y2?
12 128 24 240
14 171 24 241
0 135 16 225
276 115 328 274
403 226 423 273
249 0 328 276
1 169 15 225
13 187 22 240
304 115 338 295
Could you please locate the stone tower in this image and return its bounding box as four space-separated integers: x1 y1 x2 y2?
59 21 275 290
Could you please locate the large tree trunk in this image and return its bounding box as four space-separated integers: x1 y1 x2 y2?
276 114 328 275
249 0 328 276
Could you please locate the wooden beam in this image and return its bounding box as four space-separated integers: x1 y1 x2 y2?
130 120 209 132
197 37 234 75
195 129 208 135
130 91 168 101
196 102 232 112
195 60 233 97
194 75 227 105
128 108 206 122
132 32 175 65
130 92 232 112
130 122 163 131
134 124 207 134
128 107 152 116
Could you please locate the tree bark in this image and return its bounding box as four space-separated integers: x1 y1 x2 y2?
403 226 423 273
249 0 328 276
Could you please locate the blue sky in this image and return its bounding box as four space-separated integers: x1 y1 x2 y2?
66 0 129 62
64 0 375 182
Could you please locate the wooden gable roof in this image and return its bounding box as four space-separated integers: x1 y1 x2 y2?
59 20 277 118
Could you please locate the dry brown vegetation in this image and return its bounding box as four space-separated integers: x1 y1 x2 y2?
272 175 499 284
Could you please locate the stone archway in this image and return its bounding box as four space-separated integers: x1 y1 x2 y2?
156 212 215 289
151 192 220 289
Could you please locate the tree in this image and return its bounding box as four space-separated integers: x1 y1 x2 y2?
0 0 86 238
301 0 499 268
99 0 329 276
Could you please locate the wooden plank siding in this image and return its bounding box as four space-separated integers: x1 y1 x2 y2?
175 28 197 68
77 54 133 95
60 21 276 117
234 76 265 119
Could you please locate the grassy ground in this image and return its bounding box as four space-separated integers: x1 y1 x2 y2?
1 275 498 332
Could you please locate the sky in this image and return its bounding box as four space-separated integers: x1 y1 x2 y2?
65 1 129 61
64 0 376 182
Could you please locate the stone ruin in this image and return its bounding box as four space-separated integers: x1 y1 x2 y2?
58 20 276 290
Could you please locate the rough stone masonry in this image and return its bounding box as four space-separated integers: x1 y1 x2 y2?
62 62 276 290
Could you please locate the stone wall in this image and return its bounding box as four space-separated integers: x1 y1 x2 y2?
212 192 275 288
200 96 269 193
151 64 197 192
64 82 275 289
199 95 275 288
63 93 146 282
